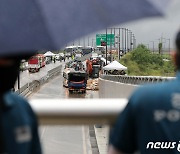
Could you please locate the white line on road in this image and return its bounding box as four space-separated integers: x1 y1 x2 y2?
40 126 47 140
82 126 87 154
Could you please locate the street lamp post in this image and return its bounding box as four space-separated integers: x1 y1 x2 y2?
167 38 170 55
150 41 155 53
114 28 116 48
92 39 95 47
106 28 108 65
132 33 135 50
118 28 121 60
121 28 124 54
128 30 132 51
126 29 129 52
134 38 136 49
88 36 90 46
146 44 149 49
110 28 113 62
124 28 127 53
78 39 81 46
83 37 85 47
104 27 135 62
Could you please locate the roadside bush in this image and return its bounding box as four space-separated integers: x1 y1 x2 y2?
120 44 175 76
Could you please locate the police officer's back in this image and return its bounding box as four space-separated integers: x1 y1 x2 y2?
108 31 180 154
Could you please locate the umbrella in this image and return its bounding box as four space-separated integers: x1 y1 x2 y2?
103 60 127 71
0 0 170 57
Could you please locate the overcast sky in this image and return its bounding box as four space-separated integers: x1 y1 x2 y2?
71 0 180 50
119 0 180 49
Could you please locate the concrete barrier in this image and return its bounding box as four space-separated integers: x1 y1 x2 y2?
99 78 138 98
99 74 175 98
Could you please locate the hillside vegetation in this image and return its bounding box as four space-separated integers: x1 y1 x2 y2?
120 44 176 76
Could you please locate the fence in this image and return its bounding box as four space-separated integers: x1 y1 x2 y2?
16 65 62 96
100 74 175 85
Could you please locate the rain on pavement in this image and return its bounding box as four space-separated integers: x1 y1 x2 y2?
27 62 99 154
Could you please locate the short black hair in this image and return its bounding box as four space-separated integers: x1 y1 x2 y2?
176 30 180 52
175 31 180 70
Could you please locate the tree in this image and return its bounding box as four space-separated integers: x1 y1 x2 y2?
120 44 175 76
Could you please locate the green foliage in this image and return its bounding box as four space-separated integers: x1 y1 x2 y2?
120 44 175 76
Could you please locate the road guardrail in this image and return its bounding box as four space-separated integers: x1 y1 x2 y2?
100 74 175 85
16 65 62 96
29 98 128 125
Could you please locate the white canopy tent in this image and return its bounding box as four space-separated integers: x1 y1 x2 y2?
103 60 127 71
44 51 55 56
100 57 110 65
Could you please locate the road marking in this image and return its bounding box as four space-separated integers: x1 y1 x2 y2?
40 126 47 139
82 126 87 154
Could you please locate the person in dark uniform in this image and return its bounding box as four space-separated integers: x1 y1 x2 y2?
108 31 180 154
0 56 42 154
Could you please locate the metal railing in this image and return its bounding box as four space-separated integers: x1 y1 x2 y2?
100 74 175 85
16 65 62 96
29 98 128 125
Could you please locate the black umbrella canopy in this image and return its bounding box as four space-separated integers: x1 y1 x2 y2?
0 0 170 57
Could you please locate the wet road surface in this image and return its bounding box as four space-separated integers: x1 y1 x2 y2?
30 71 99 154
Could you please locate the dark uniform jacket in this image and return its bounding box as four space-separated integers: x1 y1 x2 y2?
0 92 42 154
110 72 180 154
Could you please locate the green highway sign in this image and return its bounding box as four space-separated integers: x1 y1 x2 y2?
96 34 115 46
